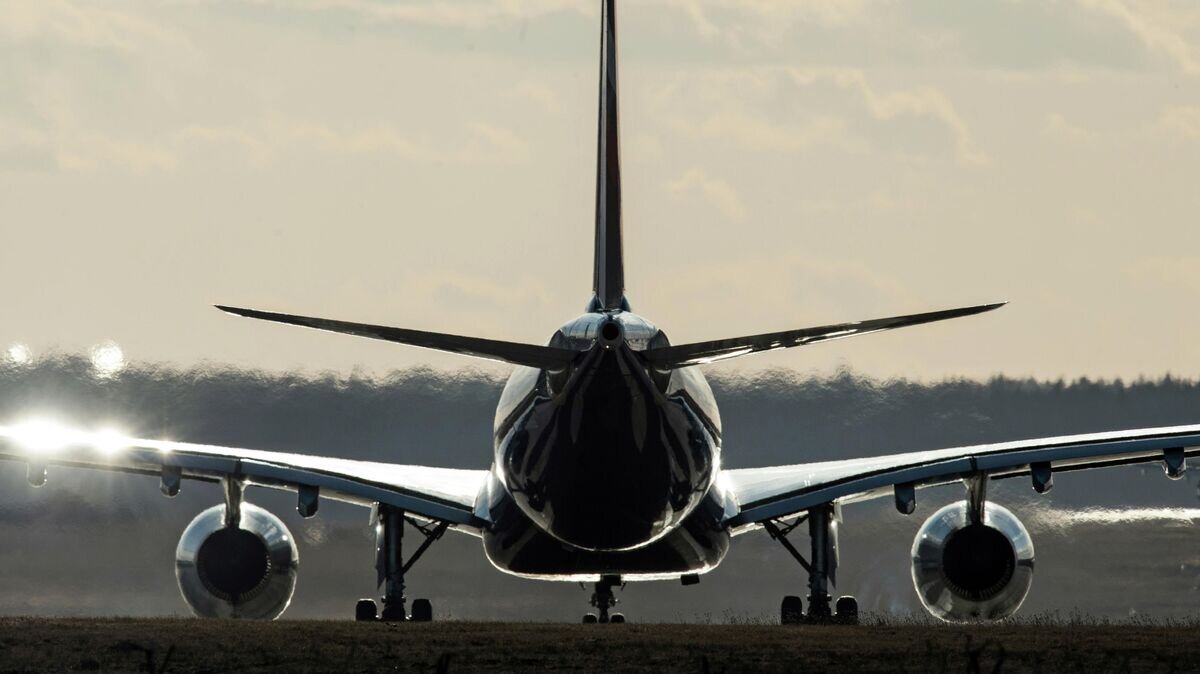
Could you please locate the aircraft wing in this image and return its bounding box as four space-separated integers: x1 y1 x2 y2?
722 424 1200 528
0 423 490 529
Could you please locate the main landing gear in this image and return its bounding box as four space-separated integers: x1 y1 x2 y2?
355 504 448 622
764 503 859 625
582 574 626 624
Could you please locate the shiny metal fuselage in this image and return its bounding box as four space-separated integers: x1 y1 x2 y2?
480 310 733 580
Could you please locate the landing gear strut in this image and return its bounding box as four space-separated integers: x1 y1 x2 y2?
355 504 448 622
765 503 858 625
582 574 626 624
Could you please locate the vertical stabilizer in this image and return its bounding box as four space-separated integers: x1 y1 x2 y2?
593 0 625 311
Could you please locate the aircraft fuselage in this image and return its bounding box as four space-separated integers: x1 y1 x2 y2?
480 309 733 580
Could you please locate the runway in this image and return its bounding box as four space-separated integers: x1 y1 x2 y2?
0 617 1196 672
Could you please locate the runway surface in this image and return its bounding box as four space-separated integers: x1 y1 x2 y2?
0 617 1197 672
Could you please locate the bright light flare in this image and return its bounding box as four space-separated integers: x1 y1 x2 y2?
6 344 31 365
90 341 125 378
9 420 78 454
1 421 138 457
91 427 130 455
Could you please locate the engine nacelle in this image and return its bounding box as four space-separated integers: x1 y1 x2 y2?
911 501 1034 622
175 503 299 619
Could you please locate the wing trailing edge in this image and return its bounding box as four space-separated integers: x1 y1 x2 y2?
642 302 1005 369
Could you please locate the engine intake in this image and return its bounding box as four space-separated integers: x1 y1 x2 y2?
175 503 298 619
911 501 1034 622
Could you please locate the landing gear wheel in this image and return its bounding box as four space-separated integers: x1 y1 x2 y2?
609 613 626 624
583 613 599 624
410 598 433 623
355 599 378 622
586 575 621 625
835 596 858 625
781 595 803 625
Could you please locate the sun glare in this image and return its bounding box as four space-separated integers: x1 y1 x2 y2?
90 342 125 378
6 344 31 365
1 421 137 457
11 420 76 453
91 428 130 455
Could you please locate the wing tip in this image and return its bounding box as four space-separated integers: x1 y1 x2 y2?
215 304 254 318
980 301 1008 313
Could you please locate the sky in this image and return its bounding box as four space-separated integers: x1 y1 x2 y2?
2 0 1200 381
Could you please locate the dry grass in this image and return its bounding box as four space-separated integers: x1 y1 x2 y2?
0 616 1198 672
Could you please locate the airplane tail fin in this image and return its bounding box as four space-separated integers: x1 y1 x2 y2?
215 306 578 369
592 0 625 312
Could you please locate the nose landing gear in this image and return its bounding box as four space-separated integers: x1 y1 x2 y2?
582 575 626 624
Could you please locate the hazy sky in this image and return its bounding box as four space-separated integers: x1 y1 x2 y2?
3 0 1200 380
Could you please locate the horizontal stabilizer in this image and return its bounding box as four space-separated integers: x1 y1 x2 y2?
216 306 578 370
642 303 1005 369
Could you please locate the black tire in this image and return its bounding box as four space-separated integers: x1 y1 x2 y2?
609 613 626 624
354 599 378 622
583 613 599 624
781 595 803 625
410 598 433 623
835 596 858 625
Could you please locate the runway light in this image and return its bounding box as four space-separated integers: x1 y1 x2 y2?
11 420 76 453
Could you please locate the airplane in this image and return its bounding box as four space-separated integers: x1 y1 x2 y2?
1 0 1198 625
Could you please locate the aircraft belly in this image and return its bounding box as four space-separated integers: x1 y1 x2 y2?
481 482 730 580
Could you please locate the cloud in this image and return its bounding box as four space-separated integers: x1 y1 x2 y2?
206 0 592 30
1127 255 1200 294
1078 0 1200 75
1158 105 1200 140
0 115 533 173
263 118 531 165
1043 112 1093 142
626 133 665 163
212 0 869 37
660 67 986 166
57 133 177 172
0 118 176 173
679 108 855 154
467 122 530 159
177 118 529 167
0 0 192 53
788 68 988 166
651 254 918 330
667 168 747 222
175 125 271 166
514 81 561 115
657 0 873 46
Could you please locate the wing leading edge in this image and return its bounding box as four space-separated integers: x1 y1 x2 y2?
723 424 1200 528
0 424 490 528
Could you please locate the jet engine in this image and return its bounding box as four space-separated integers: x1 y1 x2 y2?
910 501 1034 622
175 502 299 619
